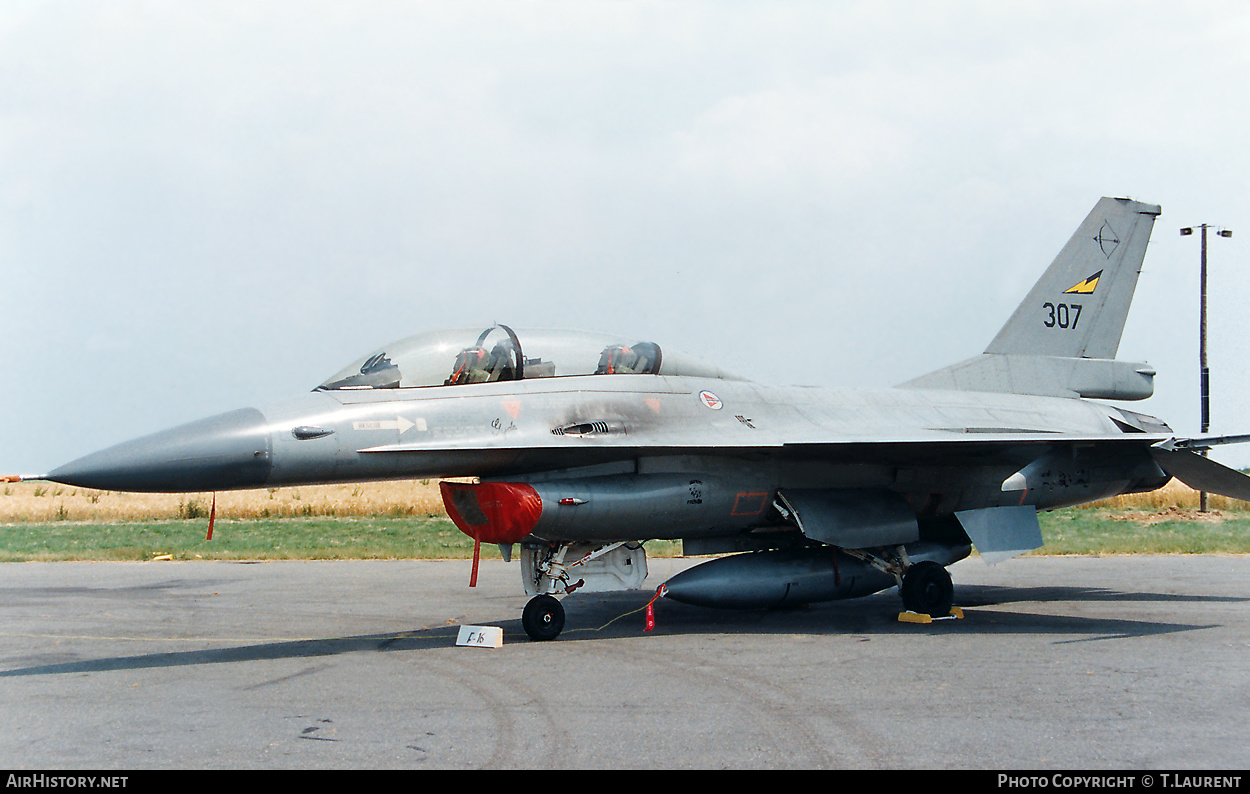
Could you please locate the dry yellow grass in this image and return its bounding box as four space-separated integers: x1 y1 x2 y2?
0 479 451 523
1088 479 1247 513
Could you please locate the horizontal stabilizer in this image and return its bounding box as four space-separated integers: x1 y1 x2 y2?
955 505 1043 565
1151 448 1250 503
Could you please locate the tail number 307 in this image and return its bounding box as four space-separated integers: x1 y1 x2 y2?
1042 302 1082 329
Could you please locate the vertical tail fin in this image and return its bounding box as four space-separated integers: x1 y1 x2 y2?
985 196 1161 359
901 197 1161 400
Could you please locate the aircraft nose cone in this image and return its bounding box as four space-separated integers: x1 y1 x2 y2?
47 408 273 493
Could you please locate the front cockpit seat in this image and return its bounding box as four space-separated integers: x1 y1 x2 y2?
446 347 490 385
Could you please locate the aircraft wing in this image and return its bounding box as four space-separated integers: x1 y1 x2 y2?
358 432 1166 461
361 432 1250 503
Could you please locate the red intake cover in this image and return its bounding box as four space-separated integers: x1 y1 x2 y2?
440 481 543 544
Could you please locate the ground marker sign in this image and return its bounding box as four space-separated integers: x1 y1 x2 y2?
456 625 504 648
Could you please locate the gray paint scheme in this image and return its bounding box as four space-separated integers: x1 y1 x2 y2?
25 196 1250 635
46 407 272 493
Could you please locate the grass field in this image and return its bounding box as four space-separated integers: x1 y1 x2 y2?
0 478 449 523
1 479 1246 561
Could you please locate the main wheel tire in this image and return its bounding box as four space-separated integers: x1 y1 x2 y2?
522 595 566 641
900 561 954 617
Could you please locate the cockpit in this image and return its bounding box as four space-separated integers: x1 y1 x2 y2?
317 325 737 391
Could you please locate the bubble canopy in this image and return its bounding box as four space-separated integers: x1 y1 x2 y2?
317 325 740 391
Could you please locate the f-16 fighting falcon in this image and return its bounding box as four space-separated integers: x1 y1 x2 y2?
12 197 1250 640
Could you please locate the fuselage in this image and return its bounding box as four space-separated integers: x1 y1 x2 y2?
46 374 1173 543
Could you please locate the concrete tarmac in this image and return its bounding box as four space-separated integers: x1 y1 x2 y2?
1 555 1247 770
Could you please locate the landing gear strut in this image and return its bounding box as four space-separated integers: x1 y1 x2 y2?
518 542 583 641
841 545 958 618
515 541 652 640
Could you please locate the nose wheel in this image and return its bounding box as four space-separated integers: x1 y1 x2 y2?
522 594 566 641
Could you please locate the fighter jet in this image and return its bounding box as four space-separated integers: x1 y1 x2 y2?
14 197 1250 640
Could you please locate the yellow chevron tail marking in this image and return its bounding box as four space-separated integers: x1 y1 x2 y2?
1063 270 1102 295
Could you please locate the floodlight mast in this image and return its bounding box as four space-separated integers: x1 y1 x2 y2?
1180 223 1234 512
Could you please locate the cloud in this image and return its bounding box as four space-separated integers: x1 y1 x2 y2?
673 78 913 186
3 1 1250 471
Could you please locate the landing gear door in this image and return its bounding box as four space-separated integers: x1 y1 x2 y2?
520 542 648 596
776 489 919 548
955 505 1042 565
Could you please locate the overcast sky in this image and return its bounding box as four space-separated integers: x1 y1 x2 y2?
3 0 1249 475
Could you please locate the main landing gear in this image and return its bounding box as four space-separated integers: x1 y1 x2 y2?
843 546 958 619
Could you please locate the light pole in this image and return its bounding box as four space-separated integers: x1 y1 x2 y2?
1180 223 1233 511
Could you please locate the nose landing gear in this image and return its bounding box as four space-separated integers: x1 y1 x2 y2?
516 541 649 641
